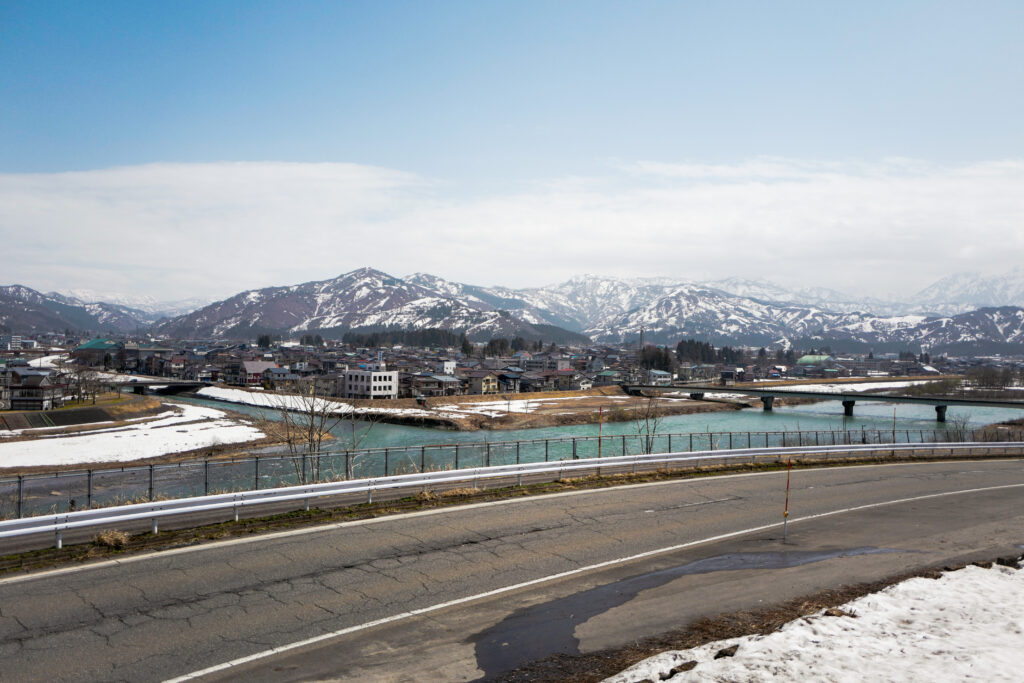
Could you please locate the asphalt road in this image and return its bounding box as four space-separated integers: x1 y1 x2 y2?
1 459 1023 682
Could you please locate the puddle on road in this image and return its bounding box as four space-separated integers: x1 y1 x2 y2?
471 546 903 680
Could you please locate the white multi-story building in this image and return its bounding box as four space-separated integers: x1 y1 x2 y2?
0 335 22 351
342 357 399 399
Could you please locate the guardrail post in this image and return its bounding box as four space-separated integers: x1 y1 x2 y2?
148 464 155 501
151 516 158 534
367 480 373 503
55 529 62 549
689 434 693 452
516 442 520 465
384 448 390 476
254 457 260 490
668 435 672 452
455 445 460 469
345 451 351 479
421 446 426 473
204 460 209 496
543 440 548 462
486 443 491 467
572 439 577 460
729 433 733 449
16 475 24 518
622 435 626 456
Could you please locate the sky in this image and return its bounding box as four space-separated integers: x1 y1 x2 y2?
1 1 1023 303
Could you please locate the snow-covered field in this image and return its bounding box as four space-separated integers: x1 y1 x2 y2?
0 403 265 467
606 561 1024 682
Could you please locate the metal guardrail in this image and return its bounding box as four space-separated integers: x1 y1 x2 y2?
2 441 1021 549
6 426 1015 520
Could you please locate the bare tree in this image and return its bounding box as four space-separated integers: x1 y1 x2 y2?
70 364 102 405
632 395 664 454
944 412 972 442
254 377 378 483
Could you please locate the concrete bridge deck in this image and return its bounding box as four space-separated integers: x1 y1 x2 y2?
626 384 1024 422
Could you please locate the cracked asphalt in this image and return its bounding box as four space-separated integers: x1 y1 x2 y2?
1 459 1023 682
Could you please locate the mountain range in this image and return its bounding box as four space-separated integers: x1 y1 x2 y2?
4 267 1024 353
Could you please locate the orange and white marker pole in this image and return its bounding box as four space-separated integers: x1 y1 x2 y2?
783 458 792 543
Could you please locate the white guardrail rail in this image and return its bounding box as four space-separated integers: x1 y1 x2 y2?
2 441 1022 548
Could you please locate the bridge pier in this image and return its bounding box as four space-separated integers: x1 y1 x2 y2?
935 405 947 422
842 400 856 417
761 396 774 412
689 392 705 400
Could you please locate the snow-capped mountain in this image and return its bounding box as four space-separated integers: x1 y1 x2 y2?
55 289 212 318
823 307 1024 353
911 267 1024 315
705 278 905 315
583 284 860 345
407 272 694 332
152 268 589 343
582 283 1024 352
10 268 1024 353
0 285 150 334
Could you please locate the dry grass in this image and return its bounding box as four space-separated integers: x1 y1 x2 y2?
440 487 482 497
92 529 130 549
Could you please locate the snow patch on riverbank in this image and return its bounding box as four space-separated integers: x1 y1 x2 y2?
606 561 1024 682
0 403 265 467
196 386 435 419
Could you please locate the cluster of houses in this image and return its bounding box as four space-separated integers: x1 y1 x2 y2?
65 337 955 398
0 358 65 411
1 332 1018 412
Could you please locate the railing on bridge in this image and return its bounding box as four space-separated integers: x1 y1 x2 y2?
2 426 1021 520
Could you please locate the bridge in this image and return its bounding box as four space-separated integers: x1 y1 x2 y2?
110 379 209 395
625 383 1024 422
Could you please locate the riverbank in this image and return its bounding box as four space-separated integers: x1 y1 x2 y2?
195 384 749 431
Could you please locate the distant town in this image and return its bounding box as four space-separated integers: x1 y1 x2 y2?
2 329 1021 413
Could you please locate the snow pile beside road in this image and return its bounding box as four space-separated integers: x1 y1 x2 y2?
606 562 1024 682
0 403 265 467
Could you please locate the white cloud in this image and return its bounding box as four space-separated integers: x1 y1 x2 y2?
1 158 1021 301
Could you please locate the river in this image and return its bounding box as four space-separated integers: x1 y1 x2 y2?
174 393 1024 451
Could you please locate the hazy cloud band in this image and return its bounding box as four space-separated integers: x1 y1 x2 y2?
1 158 1021 301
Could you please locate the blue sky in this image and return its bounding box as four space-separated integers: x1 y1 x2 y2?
1 1 1023 300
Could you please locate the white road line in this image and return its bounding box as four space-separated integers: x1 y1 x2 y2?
0 458 1014 587
0 470 768 587
164 481 1024 682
